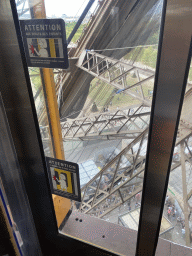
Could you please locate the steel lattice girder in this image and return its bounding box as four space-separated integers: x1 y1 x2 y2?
79 129 192 219
16 0 30 17
77 50 155 107
39 99 190 143
60 105 151 140
79 129 149 213
75 50 192 219
40 105 151 142
77 51 192 110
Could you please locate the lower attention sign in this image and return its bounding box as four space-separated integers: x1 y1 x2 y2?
46 157 81 202
19 19 69 69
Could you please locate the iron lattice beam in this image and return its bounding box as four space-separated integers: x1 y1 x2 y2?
61 105 150 140
77 50 155 107
78 129 192 221
40 105 151 141
79 129 148 215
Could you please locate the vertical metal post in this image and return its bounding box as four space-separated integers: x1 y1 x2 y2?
67 0 95 44
28 0 71 228
136 0 192 255
41 69 65 159
180 142 190 246
96 56 99 75
136 69 144 100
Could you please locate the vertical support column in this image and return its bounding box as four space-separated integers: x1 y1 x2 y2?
41 69 65 159
136 0 192 255
106 60 111 82
87 54 90 70
96 56 99 75
180 142 190 246
28 0 71 228
136 69 144 100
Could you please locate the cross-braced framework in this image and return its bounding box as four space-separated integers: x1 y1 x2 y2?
76 51 192 240
37 48 192 244
52 76 192 244
16 0 29 17
79 128 148 217
77 51 192 108
76 125 192 244
77 50 155 107
60 105 151 141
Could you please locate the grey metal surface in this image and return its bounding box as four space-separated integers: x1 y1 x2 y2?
136 0 192 255
0 94 39 255
61 211 192 256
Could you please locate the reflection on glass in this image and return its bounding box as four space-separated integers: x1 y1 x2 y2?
0 96 41 255
158 61 192 248
29 67 54 157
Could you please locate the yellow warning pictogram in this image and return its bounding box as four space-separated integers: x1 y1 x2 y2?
54 168 73 194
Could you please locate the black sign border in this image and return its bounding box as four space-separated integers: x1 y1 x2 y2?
45 157 81 202
19 19 69 69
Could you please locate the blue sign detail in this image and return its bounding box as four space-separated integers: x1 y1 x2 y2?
116 89 125 94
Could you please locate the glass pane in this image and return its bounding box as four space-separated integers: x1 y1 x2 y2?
29 67 54 157
158 59 192 248
16 0 164 253
0 96 41 255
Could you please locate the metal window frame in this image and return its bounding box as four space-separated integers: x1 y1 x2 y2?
0 0 191 255
136 0 192 254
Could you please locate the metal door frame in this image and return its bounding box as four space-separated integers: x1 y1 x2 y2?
0 0 191 255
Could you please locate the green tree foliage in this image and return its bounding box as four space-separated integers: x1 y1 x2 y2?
65 22 86 43
147 30 160 45
29 68 41 92
124 31 160 69
139 46 157 69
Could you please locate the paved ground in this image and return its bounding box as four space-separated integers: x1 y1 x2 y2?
100 197 191 248
160 207 186 247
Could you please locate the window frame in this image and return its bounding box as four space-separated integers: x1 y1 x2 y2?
1 0 192 255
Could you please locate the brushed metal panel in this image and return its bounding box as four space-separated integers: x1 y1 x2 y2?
61 211 192 256
136 0 192 255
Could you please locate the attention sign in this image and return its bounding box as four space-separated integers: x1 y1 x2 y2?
46 157 81 202
19 19 69 69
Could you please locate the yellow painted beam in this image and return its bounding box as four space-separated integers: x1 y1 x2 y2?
49 39 56 58
42 68 65 160
28 0 71 228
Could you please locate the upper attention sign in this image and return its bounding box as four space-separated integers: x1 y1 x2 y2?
19 19 69 69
